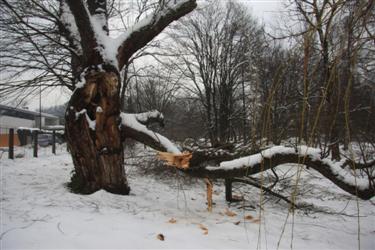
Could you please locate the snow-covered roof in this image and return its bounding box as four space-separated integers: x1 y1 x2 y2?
0 104 59 120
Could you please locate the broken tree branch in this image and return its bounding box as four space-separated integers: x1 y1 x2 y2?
120 110 374 200
185 146 374 200
120 112 180 153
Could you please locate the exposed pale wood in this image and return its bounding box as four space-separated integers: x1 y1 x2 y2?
157 151 192 169
204 178 213 212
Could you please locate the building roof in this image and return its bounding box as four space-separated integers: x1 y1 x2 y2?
0 104 59 120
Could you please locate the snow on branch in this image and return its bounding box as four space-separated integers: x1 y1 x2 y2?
133 110 165 127
65 0 102 65
121 111 194 169
185 145 374 200
60 1 82 55
116 0 197 69
118 111 374 200
87 0 108 34
120 112 180 154
62 0 196 69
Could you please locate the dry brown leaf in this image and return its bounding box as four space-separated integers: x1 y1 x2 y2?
252 218 261 224
157 234 165 241
234 221 241 225
198 224 209 235
224 208 237 217
244 215 254 220
168 218 177 224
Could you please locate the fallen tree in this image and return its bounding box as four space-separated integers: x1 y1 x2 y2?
122 110 375 200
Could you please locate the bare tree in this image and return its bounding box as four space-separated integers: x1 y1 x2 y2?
167 1 265 146
0 0 74 105
288 0 375 160
255 43 304 145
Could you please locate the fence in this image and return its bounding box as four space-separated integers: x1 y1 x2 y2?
0 127 62 159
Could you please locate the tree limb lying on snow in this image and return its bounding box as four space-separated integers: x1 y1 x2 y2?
186 146 375 200
120 110 375 200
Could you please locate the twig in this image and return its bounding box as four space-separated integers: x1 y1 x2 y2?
233 177 299 209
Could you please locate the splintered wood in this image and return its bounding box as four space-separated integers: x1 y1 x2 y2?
204 178 213 212
157 151 192 169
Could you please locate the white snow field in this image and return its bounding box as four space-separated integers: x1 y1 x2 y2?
1 145 374 249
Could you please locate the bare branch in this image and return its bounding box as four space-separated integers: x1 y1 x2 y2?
117 0 197 69
65 0 102 66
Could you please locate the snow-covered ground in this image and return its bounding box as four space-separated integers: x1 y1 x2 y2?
1 145 374 249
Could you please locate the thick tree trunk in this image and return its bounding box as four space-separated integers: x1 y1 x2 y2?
65 68 130 194
60 0 197 195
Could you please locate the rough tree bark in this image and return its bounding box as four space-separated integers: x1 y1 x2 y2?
65 67 129 194
62 0 197 194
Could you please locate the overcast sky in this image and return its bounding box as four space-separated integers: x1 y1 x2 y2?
243 0 284 27
26 0 284 111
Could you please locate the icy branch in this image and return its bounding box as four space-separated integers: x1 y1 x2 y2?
120 112 180 154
